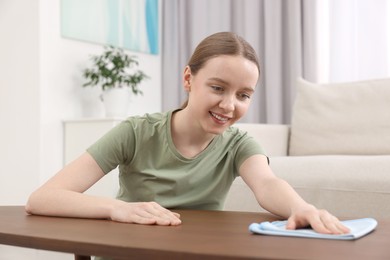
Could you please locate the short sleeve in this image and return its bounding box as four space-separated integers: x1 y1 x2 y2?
87 120 136 174
234 133 268 172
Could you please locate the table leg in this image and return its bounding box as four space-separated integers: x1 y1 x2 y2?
74 255 91 260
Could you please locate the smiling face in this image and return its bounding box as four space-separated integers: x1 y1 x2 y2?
183 55 259 135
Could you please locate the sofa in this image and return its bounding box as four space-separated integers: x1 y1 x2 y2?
224 77 390 219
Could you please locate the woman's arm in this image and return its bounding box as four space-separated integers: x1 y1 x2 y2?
239 154 349 234
25 152 181 225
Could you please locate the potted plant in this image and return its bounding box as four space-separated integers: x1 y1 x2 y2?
82 45 149 117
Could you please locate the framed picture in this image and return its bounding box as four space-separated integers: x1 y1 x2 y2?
61 0 159 55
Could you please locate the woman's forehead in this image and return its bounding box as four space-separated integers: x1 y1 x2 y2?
199 55 259 86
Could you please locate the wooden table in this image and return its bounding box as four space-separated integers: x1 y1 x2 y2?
0 206 389 260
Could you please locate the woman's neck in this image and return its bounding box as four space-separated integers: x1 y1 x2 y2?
170 109 216 158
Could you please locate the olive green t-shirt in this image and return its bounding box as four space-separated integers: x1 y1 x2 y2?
87 110 266 210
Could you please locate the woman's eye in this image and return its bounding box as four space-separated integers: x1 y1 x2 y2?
238 93 251 100
211 86 223 92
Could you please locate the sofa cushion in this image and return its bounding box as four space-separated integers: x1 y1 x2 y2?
270 155 390 219
289 77 390 155
224 155 390 218
234 123 290 156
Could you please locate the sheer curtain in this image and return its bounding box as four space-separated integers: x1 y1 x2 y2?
320 0 390 83
162 0 317 124
162 0 390 123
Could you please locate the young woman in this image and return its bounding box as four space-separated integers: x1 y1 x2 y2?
26 32 349 235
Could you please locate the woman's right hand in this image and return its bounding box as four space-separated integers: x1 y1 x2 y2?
26 153 180 226
26 153 181 226
110 201 182 226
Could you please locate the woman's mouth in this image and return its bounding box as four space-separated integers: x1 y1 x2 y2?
210 112 230 123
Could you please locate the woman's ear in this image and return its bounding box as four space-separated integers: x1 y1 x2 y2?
183 66 192 92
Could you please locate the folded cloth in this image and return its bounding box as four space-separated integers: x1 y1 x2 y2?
249 218 377 240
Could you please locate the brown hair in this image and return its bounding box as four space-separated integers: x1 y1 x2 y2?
188 32 260 75
181 32 260 108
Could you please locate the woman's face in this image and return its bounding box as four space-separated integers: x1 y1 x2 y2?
184 55 259 135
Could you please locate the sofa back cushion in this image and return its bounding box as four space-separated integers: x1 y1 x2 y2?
234 123 290 156
289 77 390 155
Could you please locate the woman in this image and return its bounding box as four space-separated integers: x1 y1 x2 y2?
26 32 349 234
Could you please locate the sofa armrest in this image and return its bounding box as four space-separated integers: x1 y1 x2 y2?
234 123 290 156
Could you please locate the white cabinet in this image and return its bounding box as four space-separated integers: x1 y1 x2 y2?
63 118 123 198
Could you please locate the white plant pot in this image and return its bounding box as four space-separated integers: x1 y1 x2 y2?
101 88 131 118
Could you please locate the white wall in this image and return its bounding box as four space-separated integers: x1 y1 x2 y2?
0 0 161 258
0 0 161 202
38 0 162 184
0 0 41 205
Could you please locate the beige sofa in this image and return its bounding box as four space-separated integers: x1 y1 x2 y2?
224 77 390 219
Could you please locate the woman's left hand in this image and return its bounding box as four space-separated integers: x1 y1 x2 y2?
286 206 350 234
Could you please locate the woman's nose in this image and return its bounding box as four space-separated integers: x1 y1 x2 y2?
219 95 235 111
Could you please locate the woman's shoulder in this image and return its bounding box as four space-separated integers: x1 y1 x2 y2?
123 111 170 125
222 124 264 150
118 111 173 137
224 125 248 138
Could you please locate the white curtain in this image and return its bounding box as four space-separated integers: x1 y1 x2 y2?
322 0 390 83
162 0 390 123
162 0 317 124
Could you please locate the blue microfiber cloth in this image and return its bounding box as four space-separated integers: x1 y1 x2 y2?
249 218 377 240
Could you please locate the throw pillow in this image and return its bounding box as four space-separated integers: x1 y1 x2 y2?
289 77 390 155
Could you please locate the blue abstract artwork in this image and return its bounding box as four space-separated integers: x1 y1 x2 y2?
61 0 159 55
